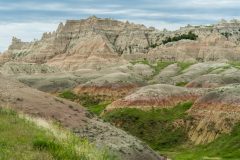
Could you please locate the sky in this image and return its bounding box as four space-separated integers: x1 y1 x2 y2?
0 0 240 52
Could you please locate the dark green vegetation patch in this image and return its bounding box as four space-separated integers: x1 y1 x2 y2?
175 82 188 86
102 102 194 150
162 31 198 44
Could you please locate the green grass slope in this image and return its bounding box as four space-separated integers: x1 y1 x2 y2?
0 106 118 160
102 102 194 150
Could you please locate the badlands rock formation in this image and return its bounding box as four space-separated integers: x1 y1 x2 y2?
0 16 158 70
1 62 59 74
100 84 208 115
185 84 240 144
2 17 240 71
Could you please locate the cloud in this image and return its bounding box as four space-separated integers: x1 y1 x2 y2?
0 22 59 52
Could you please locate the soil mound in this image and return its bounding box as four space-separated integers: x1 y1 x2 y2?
101 84 207 115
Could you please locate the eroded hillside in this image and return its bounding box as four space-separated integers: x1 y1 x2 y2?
2 16 240 159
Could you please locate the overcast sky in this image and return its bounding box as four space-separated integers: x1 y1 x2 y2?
0 0 240 52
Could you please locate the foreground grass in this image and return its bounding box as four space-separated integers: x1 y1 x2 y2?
0 106 119 160
102 102 194 150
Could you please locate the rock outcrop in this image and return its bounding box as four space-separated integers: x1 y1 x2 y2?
185 84 240 144
0 16 159 71
2 17 240 72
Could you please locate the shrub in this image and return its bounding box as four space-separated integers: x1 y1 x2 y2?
162 31 198 44
175 82 188 86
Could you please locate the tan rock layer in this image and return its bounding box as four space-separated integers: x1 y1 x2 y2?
184 92 240 144
188 101 240 121
100 94 203 116
185 82 220 88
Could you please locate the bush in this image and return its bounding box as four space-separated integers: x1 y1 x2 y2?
175 82 188 86
162 31 198 44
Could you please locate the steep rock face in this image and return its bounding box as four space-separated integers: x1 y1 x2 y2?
0 16 159 71
2 18 240 71
46 32 121 71
100 84 208 115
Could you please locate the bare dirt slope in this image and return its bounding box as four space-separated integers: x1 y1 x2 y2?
0 73 164 160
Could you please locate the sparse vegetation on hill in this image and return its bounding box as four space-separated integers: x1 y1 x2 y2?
177 62 197 74
229 62 240 69
131 60 175 80
130 61 197 82
102 102 194 150
56 90 111 114
175 81 188 86
0 106 113 160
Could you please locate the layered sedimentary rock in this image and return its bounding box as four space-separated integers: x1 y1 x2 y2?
0 16 159 71
100 84 207 115
184 84 240 144
2 17 240 72
73 72 145 104
1 62 59 74
74 83 138 104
